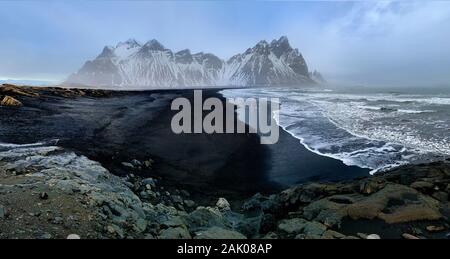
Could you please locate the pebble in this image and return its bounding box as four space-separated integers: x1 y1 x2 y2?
52 216 64 225
366 234 381 239
121 162 134 170
143 160 153 168
402 233 419 239
426 225 445 232
38 233 52 239
67 234 81 239
131 159 142 167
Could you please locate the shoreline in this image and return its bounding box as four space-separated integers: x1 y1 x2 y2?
0 84 370 196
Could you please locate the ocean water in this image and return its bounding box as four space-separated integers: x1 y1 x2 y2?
221 86 450 174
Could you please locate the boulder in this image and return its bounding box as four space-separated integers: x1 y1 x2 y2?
303 195 356 228
159 226 191 239
194 227 246 239
0 95 22 107
242 193 278 213
347 184 442 224
304 184 442 226
302 221 327 239
188 207 228 231
216 198 231 212
277 218 308 235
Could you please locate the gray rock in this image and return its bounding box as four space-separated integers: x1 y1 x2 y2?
262 232 279 239
38 232 52 239
121 162 134 170
242 193 278 212
131 159 142 167
159 227 191 239
142 178 156 187
184 200 196 208
172 195 183 204
194 227 246 239
143 159 154 168
367 234 381 239
277 218 308 235
302 221 327 238
67 234 81 239
216 198 231 212
188 207 228 231
52 216 64 225
161 216 187 228
107 224 125 239
134 218 148 233
321 230 346 239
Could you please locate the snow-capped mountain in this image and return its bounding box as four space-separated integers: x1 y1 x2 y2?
67 37 318 88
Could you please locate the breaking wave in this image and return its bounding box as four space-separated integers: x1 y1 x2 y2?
221 87 450 174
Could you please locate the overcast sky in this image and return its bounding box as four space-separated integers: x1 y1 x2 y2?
0 0 450 86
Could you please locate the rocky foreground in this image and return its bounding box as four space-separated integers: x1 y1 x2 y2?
0 140 449 239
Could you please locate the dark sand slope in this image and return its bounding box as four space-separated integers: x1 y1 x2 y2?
0 85 368 200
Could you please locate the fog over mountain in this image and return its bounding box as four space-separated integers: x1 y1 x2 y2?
67 37 315 88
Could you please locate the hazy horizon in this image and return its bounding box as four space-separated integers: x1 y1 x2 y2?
1 0 450 87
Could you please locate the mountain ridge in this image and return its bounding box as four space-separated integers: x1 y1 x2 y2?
67 36 320 88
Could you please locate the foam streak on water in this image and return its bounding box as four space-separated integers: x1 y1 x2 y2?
221 87 450 174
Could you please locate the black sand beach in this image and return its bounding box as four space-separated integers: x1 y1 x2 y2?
0 86 368 202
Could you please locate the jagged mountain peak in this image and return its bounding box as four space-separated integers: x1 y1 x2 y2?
67 36 319 88
270 36 293 58
116 38 141 48
97 46 115 58
143 39 165 51
175 49 193 64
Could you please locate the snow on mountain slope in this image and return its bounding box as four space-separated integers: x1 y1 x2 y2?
67 36 318 89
